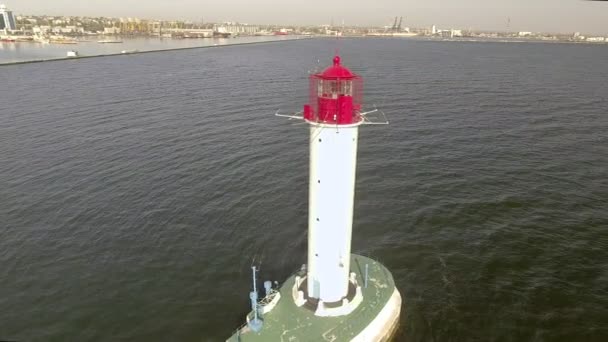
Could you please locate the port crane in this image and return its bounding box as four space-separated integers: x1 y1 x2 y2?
390 16 403 32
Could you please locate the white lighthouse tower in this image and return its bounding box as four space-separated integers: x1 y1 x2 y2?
304 55 364 304
228 55 400 341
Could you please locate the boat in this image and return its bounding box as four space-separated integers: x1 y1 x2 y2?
97 39 123 44
52 40 78 44
213 32 231 38
33 35 50 44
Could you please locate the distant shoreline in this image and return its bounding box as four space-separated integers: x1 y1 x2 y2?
2 35 606 67
344 35 608 45
0 37 311 66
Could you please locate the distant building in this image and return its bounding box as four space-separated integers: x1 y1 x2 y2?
0 3 17 31
439 30 452 38
518 32 533 37
215 23 259 35
32 25 51 34
586 37 606 42
53 25 85 34
103 27 121 35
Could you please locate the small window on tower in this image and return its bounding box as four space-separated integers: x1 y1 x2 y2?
341 81 352 96
330 81 339 94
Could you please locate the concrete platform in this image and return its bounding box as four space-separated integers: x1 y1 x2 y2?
227 254 401 342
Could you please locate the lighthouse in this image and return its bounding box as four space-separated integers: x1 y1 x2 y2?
228 55 401 341
306 55 363 304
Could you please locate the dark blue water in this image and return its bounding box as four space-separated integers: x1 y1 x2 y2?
1 38 607 342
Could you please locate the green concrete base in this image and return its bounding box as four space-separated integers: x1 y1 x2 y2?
227 254 401 342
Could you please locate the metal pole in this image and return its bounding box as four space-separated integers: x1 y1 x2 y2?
251 266 258 321
365 264 369 288
247 265 263 332
252 266 257 292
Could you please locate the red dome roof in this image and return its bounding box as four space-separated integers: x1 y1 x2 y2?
319 55 357 79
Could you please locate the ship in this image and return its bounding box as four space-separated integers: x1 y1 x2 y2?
97 39 123 44
213 32 231 38
227 55 400 341
52 40 78 44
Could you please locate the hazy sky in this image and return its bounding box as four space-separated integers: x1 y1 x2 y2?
7 0 608 34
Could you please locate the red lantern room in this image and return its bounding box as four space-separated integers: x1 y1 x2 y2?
303 56 363 125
